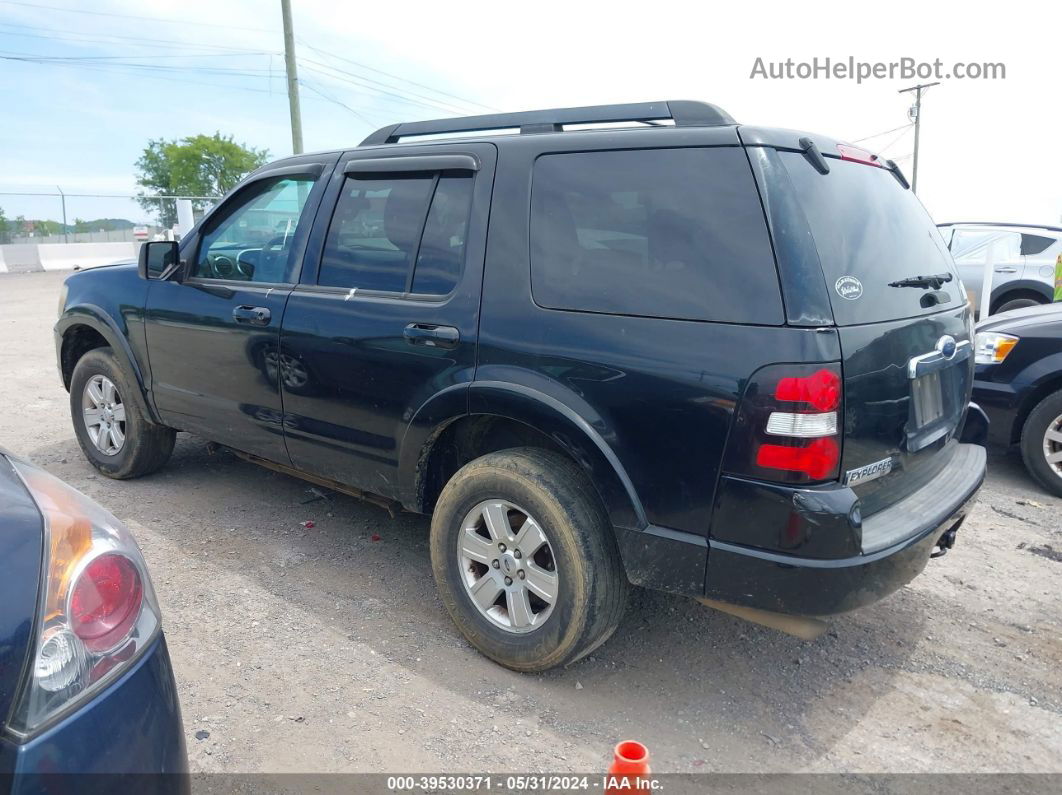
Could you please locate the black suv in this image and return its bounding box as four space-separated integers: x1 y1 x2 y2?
56 101 986 671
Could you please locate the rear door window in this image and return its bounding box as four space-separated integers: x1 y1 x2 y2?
529 147 783 324
319 172 473 295
781 153 965 325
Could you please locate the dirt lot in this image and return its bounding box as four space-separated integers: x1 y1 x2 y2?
2 270 1060 774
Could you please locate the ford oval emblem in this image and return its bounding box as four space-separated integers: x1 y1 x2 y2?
936 335 958 359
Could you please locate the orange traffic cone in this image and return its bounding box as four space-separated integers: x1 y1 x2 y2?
606 741 650 792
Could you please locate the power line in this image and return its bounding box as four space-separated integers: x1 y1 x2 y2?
876 125 915 156
299 80 379 127
300 60 475 117
850 123 912 144
297 38 497 113
0 20 273 53
0 0 275 33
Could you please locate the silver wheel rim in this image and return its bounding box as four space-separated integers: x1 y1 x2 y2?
1043 412 1062 479
82 375 126 456
457 499 559 634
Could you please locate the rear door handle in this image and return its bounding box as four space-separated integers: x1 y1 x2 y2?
233 305 271 326
403 323 459 348
994 267 1017 273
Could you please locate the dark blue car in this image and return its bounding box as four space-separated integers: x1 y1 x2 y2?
0 451 187 792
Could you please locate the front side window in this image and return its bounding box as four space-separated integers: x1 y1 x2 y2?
529 147 783 324
319 171 474 295
194 176 315 283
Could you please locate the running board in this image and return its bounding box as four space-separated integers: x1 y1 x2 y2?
696 597 827 640
227 448 403 518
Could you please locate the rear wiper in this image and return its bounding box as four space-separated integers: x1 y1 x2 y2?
888 272 953 290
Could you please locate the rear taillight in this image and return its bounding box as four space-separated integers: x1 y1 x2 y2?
724 364 843 484
71 553 144 653
9 458 160 736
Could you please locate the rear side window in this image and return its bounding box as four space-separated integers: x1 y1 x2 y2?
781 153 964 325
319 172 473 295
529 148 783 324
1021 233 1057 256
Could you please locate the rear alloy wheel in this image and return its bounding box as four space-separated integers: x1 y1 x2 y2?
430 447 628 672
70 347 176 479
457 499 559 633
1020 390 1062 497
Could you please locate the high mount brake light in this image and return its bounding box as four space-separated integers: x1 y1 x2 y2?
723 363 843 484
837 144 884 167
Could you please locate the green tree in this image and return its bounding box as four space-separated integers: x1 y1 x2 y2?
0 206 9 244
135 132 269 226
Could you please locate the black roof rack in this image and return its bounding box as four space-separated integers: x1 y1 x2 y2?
359 100 735 146
937 221 1062 234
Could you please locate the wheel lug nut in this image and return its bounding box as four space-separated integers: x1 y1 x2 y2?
504 577 513 586
517 570 525 580
513 550 522 559
498 543 506 552
491 560 500 569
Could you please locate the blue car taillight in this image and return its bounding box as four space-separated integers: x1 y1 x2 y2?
8 458 161 736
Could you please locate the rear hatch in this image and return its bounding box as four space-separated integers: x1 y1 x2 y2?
779 148 973 518
0 454 44 731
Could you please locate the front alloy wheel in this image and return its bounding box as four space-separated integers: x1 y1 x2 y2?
458 499 559 633
82 374 126 456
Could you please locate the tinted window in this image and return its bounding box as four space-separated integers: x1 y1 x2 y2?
530 148 783 324
412 174 473 295
781 153 964 325
194 176 315 283
319 175 435 291
1021 233 1057 256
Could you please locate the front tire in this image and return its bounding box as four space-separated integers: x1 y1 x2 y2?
70 347 176 479
1020 390 1062 497
430 448 628 671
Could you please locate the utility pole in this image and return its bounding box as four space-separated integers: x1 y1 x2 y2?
898 81 939 194
280 0 304 154
56 185 67 243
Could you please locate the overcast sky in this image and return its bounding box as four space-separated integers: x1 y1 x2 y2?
1 0 1059 227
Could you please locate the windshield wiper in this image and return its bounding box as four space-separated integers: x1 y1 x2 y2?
888 272 953 290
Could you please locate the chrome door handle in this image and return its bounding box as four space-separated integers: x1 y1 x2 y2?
233 305 271 325
403 323 459 348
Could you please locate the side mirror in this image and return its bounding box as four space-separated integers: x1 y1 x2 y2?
138 240 180 281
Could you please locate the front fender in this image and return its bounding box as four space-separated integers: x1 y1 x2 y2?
55 305 160 424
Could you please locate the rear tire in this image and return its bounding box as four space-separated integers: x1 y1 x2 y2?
995 297 1042 314
430 447 628 671
70 347 176 479
1020 390 1062 498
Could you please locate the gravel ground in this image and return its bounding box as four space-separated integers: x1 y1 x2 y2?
2 270 1060 774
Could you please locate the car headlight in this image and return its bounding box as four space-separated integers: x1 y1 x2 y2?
8 458 161 736
974 331 1019 365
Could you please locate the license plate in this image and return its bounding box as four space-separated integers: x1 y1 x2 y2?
911 370 944 428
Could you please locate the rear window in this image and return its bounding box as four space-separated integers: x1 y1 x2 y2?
781 153 964 325
530 148 783 324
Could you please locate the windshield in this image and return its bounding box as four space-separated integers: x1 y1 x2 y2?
781 152 964 326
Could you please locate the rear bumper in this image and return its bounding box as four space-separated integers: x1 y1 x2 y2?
1 635 189 794
704 443 986 615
